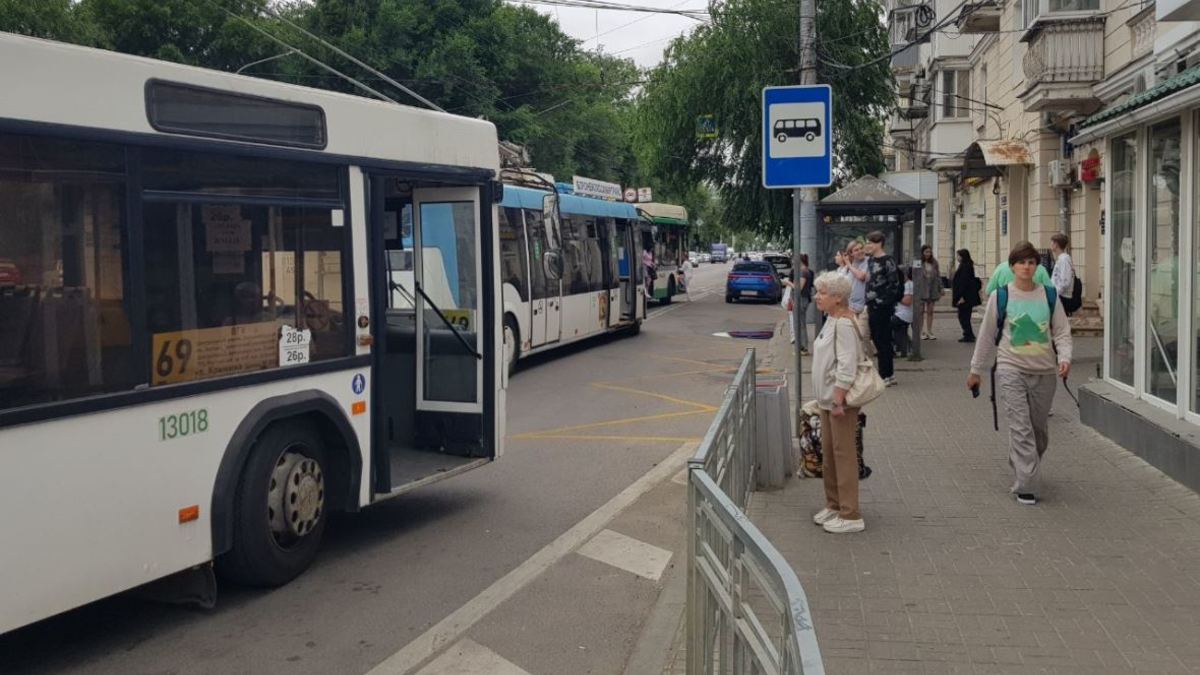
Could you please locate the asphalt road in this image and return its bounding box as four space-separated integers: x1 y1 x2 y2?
0 261 784 675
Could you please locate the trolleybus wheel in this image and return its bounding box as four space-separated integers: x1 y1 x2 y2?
504 316 520 377
218 421 328 587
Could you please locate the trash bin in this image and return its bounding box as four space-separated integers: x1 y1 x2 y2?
755 374 792 489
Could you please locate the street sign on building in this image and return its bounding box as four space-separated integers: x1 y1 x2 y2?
637 187 653 202
761 85 833 188
623 187 637 202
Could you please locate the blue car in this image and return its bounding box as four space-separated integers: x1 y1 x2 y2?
726 261 782 303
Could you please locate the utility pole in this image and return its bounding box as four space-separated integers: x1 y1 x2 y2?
793 0 818 420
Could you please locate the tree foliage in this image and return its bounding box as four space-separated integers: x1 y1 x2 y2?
633 0 893 241
0 0 639 182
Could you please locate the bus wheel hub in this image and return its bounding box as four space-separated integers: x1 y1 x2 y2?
269 449 324 540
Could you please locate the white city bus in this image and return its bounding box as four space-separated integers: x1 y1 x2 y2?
499 184 644 371
0 33 522 634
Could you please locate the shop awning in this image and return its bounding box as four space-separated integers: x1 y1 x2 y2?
961 140 1032 178
977 140 1032 165
1081 62 1200 130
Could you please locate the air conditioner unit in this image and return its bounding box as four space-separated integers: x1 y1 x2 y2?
1048 159 1073 187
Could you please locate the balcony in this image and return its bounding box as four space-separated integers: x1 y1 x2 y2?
956 0 1001 34
891 42 920 70
1019 16 1105 113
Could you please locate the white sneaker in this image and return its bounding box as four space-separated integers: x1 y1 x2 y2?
823 516 865 533
884 376 897 387
812 507 838 525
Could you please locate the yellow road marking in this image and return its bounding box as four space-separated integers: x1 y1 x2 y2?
511 409 711 438
591 382 718 412
514 434 702 443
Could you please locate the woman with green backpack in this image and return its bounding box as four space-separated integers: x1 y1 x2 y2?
965 241 1073 506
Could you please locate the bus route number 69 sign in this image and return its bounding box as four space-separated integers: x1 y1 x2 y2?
762 84 833 189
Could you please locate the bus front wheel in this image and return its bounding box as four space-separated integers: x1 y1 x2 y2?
218 420 328 587
775 133 787 143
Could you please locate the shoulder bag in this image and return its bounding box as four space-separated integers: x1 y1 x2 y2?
832 317 886 408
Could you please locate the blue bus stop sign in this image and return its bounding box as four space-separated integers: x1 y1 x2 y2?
762 85 833 189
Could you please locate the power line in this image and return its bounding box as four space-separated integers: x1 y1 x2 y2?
581 0 702 43
818 0 970 72
259 5 445 112
507 0 708 20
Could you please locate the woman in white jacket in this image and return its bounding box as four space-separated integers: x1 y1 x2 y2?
809 271 866 534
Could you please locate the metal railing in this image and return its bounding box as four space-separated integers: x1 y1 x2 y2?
686 349 824 675
1022 16 1105 84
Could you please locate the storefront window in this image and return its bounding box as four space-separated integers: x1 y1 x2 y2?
1109 133 1137 386
1146 119 1181 403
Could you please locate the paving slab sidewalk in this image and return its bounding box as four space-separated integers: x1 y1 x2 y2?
750 313 1200 674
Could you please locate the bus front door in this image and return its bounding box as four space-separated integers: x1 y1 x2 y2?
617 219 639 321
528 213 561 348
411 187 485 418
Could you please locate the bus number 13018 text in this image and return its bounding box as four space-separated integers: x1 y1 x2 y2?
159 409 209 441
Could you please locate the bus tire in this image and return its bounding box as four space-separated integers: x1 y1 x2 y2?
504 315 520 378
217 420 328 588
626 320 641 336
663 277 675 304
726 295 734 303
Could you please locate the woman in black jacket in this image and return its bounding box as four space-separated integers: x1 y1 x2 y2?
951 248 981 342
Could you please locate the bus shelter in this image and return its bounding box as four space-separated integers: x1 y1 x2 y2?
815 175 923 272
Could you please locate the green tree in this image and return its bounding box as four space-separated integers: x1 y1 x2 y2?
2 0 640 183
633 0 892 241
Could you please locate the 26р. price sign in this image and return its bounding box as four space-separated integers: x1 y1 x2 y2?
762 85 833 189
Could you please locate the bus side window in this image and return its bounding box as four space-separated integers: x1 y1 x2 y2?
0 133 137 411
141 148 350 385
499 207 529 302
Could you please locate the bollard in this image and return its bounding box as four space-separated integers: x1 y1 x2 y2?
909 260 924 361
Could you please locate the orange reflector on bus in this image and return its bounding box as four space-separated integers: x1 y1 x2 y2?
179 505 199 524
352 401 366 415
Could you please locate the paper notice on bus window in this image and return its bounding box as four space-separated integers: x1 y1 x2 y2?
203 205 251 253
279 325 312 367
440 309 474 332
152 322 279 385
212 253 245 275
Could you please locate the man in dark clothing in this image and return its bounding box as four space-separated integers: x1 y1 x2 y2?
864 230 901 386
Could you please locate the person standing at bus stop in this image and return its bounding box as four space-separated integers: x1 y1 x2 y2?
810 271 866 534
864 231 901 386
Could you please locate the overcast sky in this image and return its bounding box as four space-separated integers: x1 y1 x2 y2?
519 1 707 68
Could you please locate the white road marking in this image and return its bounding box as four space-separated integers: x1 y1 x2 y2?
366 441 698 675
671 469 688 485
414 639 530 675
577 529 673 581
647 303 686 320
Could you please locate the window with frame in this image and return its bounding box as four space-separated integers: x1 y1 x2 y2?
141 149 349 386
942 70 971 119
0 133 137 411
499 207 529 302
1109 132 1137 387
560 217 589 295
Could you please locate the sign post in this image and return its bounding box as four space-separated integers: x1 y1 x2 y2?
761 84 832 434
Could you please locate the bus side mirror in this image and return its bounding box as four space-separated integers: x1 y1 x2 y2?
543 250 563 280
